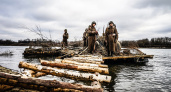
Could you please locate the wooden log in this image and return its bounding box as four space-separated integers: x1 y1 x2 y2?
61 59 108 68
34 72 47 77
0 72 103 92
64 58 104 64
22 69 46 78
40 59 109 74
19 61 111 83
72 57 104 63
0 84 14 91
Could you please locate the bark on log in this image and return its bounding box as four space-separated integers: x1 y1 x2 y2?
40 59 108 74
19 61 111 83
0 72 103 92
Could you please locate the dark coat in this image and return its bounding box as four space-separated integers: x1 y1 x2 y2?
105 26 118 52
87 26 98 53
83 31 88 46
63 32 69 46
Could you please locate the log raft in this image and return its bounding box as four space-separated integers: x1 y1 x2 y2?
40 59 109 74
102 55 154 60
0 72 103 92
19 61 111 83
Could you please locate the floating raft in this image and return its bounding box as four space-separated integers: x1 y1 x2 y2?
14 55 112 91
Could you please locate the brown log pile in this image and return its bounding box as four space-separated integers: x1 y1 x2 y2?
0 72 103 92
19 61 111 83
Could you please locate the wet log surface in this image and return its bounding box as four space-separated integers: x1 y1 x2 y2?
0 72 103 92
40 59 109 74
19 61 111 83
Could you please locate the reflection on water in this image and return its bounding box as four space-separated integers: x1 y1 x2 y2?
0 46 171 92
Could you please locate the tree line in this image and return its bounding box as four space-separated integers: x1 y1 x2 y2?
1 37 171 48
120 37 171 48
0 38 60 46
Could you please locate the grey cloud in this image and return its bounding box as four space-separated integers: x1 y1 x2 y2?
156 27 171 34
135 0 171 8
0 0 170 41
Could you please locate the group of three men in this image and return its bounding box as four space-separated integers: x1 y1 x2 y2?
62 21 119 56
83 21 119 56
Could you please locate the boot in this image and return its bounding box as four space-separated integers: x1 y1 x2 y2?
111 51 114 57
108 51 110 56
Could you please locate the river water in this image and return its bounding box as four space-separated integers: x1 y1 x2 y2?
0 46 171 92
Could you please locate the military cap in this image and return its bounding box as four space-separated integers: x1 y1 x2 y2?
91 21 96 25
109 21 114 25
85 28 88 31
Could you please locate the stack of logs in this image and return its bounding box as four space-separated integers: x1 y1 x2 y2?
0 55 111 92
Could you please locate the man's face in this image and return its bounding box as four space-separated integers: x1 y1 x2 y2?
92 24 96 27
64 30 67 33
110 23 113 26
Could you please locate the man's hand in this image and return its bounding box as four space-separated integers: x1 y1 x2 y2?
95 31 98 34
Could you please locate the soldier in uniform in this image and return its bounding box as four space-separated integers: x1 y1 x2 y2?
105 21 118 56
87 21 98 53
62 29 69 47
83 28 88 47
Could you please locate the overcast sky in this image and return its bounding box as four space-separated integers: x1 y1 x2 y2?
0 0 171 41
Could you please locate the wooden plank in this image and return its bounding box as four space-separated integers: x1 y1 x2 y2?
0 72 103 92
102 55 154 60
19 61 111 83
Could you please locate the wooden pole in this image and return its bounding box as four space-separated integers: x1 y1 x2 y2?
19 61 111 83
